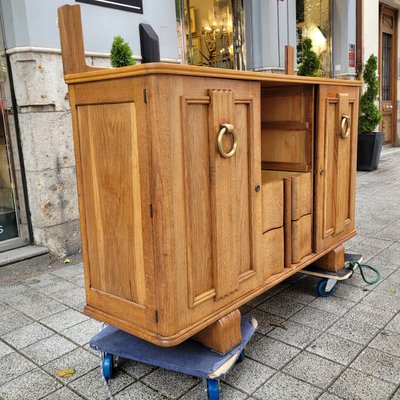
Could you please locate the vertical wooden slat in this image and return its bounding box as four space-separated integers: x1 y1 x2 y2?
285 45 295 75
283 177 292 268
335 93 350 235
58 5 101 75
209 89 240 299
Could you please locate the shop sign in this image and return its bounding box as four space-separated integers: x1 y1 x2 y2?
349 44 356 68
76 0 143 14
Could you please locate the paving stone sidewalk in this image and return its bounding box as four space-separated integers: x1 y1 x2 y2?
2 148 400 400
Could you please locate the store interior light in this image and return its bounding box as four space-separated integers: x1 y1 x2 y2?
310 25 326 50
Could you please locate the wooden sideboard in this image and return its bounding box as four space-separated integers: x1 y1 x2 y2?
58 5 361 350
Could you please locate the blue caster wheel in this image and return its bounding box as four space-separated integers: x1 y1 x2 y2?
102 353 113 380
207 379 220 400
316 278 336 297
237 350 245 363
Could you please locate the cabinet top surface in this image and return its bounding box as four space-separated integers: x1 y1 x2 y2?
65 62 362 87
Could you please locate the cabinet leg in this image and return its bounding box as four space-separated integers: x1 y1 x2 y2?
313 245 345 272
192 309 242 354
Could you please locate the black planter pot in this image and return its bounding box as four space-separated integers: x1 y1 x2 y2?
357 132 384 171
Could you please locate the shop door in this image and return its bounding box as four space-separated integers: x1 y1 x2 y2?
379 5 397 144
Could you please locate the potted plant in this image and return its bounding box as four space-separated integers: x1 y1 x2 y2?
298 38 322 77
111 35 136 67
357 54 384 171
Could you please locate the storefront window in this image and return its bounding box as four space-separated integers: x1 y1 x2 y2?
0 65 19 244
296 0 332 77
0 20 29 251
178 0 244 70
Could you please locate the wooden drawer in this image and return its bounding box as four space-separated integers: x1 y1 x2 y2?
291 213 312 264
261 173 284 233
261 226 284 280
290 172 312 220
262 170 311 222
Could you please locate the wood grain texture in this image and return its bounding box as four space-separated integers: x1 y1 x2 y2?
70 77 157 338
146 76 264 340
313 245 345 272
261 174 284 233
261 227 284 280
314 86 359 253
261 85 314 172
192 309 242 354
57 5 102 75
181 96 214 306
292 214 313 263
283 177 292 268
78 103 146 302
208 88 262 300
291 172 312 220
285 45 295 75
63 61 362 88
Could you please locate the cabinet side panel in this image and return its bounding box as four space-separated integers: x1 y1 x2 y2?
77 103 146 305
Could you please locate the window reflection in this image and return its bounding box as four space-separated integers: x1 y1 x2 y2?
184 0 235 69
297 0 331 77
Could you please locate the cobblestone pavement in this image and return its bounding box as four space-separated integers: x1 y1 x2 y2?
1 148 400 400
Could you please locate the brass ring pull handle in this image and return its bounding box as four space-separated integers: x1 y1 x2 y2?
340 115 350 139
217 123 238 158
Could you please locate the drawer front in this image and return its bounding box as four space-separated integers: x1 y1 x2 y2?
262 180 284 233
261 227 284 280
291 213 312 263
291 172 312 220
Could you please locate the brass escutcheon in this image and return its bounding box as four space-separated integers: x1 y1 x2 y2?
217 123 237 158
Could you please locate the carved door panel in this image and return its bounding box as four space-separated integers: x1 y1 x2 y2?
314 85 359 253
181 79 262 307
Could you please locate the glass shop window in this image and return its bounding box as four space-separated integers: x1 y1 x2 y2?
296 0 332 77
178 0 245 70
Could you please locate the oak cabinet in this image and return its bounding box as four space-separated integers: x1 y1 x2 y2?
69 73 359 347
58 4 361 349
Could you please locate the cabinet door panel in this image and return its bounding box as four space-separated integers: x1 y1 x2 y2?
208 89 261 299
150 77 262 337
180 80 262 307
315 85 359 252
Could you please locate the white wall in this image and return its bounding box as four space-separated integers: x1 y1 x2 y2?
1 0 180 60
333 0 357 78
363 0 379 63
245 0 296 71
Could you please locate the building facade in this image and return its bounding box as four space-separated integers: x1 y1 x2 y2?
361 0 400 145
0 0 179 257
0 0 396 261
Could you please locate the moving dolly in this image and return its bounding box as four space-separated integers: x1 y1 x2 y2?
301 253 380 297
90 316 258 400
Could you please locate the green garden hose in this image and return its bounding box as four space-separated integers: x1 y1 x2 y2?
345 261 381 285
